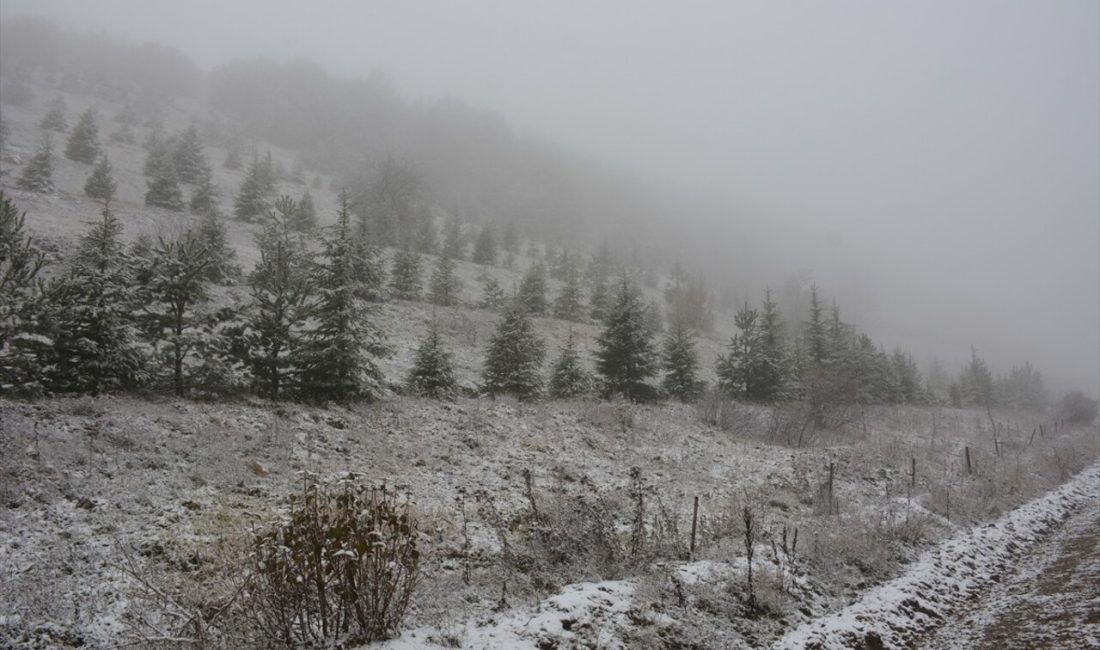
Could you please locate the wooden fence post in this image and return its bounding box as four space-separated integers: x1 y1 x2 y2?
690 496 699 560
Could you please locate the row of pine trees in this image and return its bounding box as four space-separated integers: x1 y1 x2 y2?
0 186 1050 410
4 97 1051 409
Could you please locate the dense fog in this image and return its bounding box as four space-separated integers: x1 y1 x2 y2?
2 0 1097 395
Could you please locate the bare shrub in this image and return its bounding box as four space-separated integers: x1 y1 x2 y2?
480 467 686 598
247 474 420 647
581 397 637 435
741 505 758 614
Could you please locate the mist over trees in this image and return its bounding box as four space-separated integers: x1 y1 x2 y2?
0 12 1093 409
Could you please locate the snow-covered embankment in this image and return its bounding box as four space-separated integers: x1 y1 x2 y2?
774 462 1100 650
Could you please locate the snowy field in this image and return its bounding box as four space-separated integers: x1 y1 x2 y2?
2 395 1096 648
3 80 1099 649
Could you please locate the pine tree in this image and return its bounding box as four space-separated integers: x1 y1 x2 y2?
234 155 273 222
35 208 146 394
429 253 461 306
196 209 240 284
224 145 243 170
292 190 317 232
501 221 520 253
479 275 507 311
258 150 278 195
644 298 665 335
891 348 922 404
145 170 185 211
0 192 49 393
549 331 591 398
389 247 423 301
290 157 306 184
482 303 545 400
589 278 611 322
595 278 658 400
143 132 178 179
246 203 313 399
417 217 437 255
110 122 136 145
63 108 100 163
351 229 387 303
135 232 212 396
961 346 995 410
517 263 548 315
472 224 498 266
40 98 67 131
17 139 54 193
585 242 616 290
189 164 219 215
84 156 117 204
441 218 464 260
754 289 789 402
716 303 759 399
553 258 585 321
662 322 701 402
297 195 389 402
805 284 827 367
173 124 206 184
407 321 457 398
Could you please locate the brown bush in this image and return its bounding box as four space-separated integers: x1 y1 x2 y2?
247 475 420 647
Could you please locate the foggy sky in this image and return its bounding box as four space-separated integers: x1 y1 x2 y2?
2 0 1098 395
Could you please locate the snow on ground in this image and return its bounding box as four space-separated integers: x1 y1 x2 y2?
774 461 1100 650
920 499 1100 649
379 580 637 650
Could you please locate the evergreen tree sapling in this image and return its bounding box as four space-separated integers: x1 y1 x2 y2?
553 260 585 321
189 164 219 215
173 124 207 184
297 194 389 402
0 193 48 393
441 218 464 260
145 170 185 211
549 331 591 398
717 303 758 399
35 209 145 394
135 232 213 395
235 155 274 222
589 279 611 323
40 99 68 131
17 139 54 193
142 132 177 179
472 224 498 266
595 278 658 400
662 322 701 401
753 289 790 402
517 263 548 315
429 253 461 306
407 321 457 398
246 203 314 399
197 210 240 284
84 156 117 204
389 247 423 301
479 275 506 311
482 303 545 400
65 108 101 162
292 190 317 232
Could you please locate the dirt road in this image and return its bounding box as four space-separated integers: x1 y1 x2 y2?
920 500 1100 649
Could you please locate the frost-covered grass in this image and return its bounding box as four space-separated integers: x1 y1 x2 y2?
1 395 1096 648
